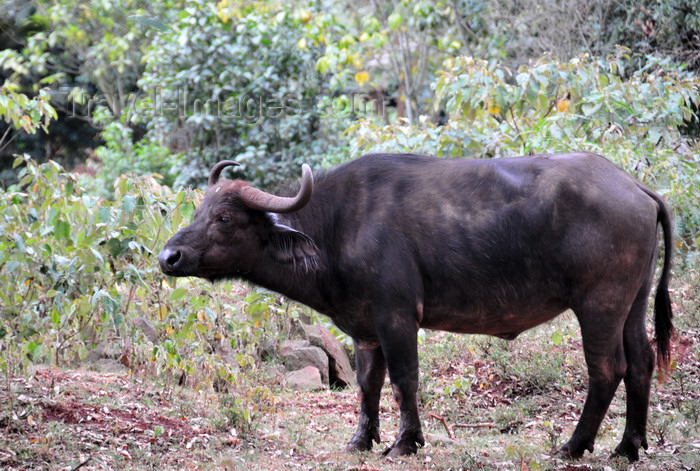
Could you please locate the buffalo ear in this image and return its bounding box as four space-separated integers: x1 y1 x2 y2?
269 222 320 271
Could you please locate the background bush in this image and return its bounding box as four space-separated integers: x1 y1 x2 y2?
134 0 338 188
0 0 698 386
349 52 700 260
2 0 698 185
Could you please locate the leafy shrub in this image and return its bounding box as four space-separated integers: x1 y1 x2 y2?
0 155 354 395
0 156 265 388
79 109 184 198
215 387 276 439
0 49 57 178
133 0 338 188
349 51 700 260
316 0 489 124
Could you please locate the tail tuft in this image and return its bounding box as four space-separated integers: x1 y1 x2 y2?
653 281 674 377
636 180 674 380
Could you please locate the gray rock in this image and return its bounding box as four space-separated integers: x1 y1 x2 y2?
133 315 159 344
259 337 279 361
302 324 355 389
279 339 308 356
279 340 329 385
286 366 325 391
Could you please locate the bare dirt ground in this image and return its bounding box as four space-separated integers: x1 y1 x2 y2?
2 274 699 471
2 324 698 471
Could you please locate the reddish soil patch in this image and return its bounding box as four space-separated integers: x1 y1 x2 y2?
30 368 214 441
1 367 228 470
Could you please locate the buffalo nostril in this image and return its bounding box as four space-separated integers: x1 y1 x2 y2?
167 249 181 266
159 247 182 269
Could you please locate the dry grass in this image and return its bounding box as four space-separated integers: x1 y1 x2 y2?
2 273 698 471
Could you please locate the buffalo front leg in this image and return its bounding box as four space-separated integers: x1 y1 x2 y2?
345 340 386 452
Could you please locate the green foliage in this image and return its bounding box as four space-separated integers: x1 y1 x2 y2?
0 83 56 154
0 48 57 156
632 0 700 70
3 0 700 189
0 157 258 386
0 156 351 395
215 387 276 439
317 0 488 123
31 0 175 118
132 0 337 188
350 51 700 258
80 109 184 198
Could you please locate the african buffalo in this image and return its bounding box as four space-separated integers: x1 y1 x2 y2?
159 152 673 461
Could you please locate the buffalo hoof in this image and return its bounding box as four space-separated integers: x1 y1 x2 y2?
559 438 593 460
345 427 380 453
382 431 425 459
345 438 373 453
612 436 648 462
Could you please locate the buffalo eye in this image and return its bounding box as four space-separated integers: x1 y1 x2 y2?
217 214 231 224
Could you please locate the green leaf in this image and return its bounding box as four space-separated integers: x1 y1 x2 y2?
495 86 509 111
549 124 563 140
551 331 563 346
101 292 119 316
248 302 269 318
46 207 59 227
179 201 195 222
127 15 171 31
98 206 111 223
54 219 70 240
153 425 165 437
118 177 130 197
316 56 330 74
388 12 403 30
112 313 124 327
648 127 663 144
27 341 43 361
107 237 123 257
169 287 188 301
525 81 540 104
121 196 136 214
13 234 26 252
371 32 387 48
89 247 104 263
581 102 596 116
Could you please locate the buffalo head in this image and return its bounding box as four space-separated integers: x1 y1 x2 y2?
159 161 318 281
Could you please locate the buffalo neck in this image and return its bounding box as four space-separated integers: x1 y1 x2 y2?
245 202 334 314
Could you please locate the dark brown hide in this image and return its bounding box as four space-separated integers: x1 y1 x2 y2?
159 152 673 461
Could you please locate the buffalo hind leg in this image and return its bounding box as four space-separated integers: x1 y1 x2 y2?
614 281 655 461
561 304 627 459
346 341 386 452
377 315 424 458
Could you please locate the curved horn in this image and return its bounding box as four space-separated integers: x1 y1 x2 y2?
208 160 240 186
239 164 314 213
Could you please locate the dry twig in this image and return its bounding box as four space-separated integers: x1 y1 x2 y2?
70 455 93 471
428 413 454 439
